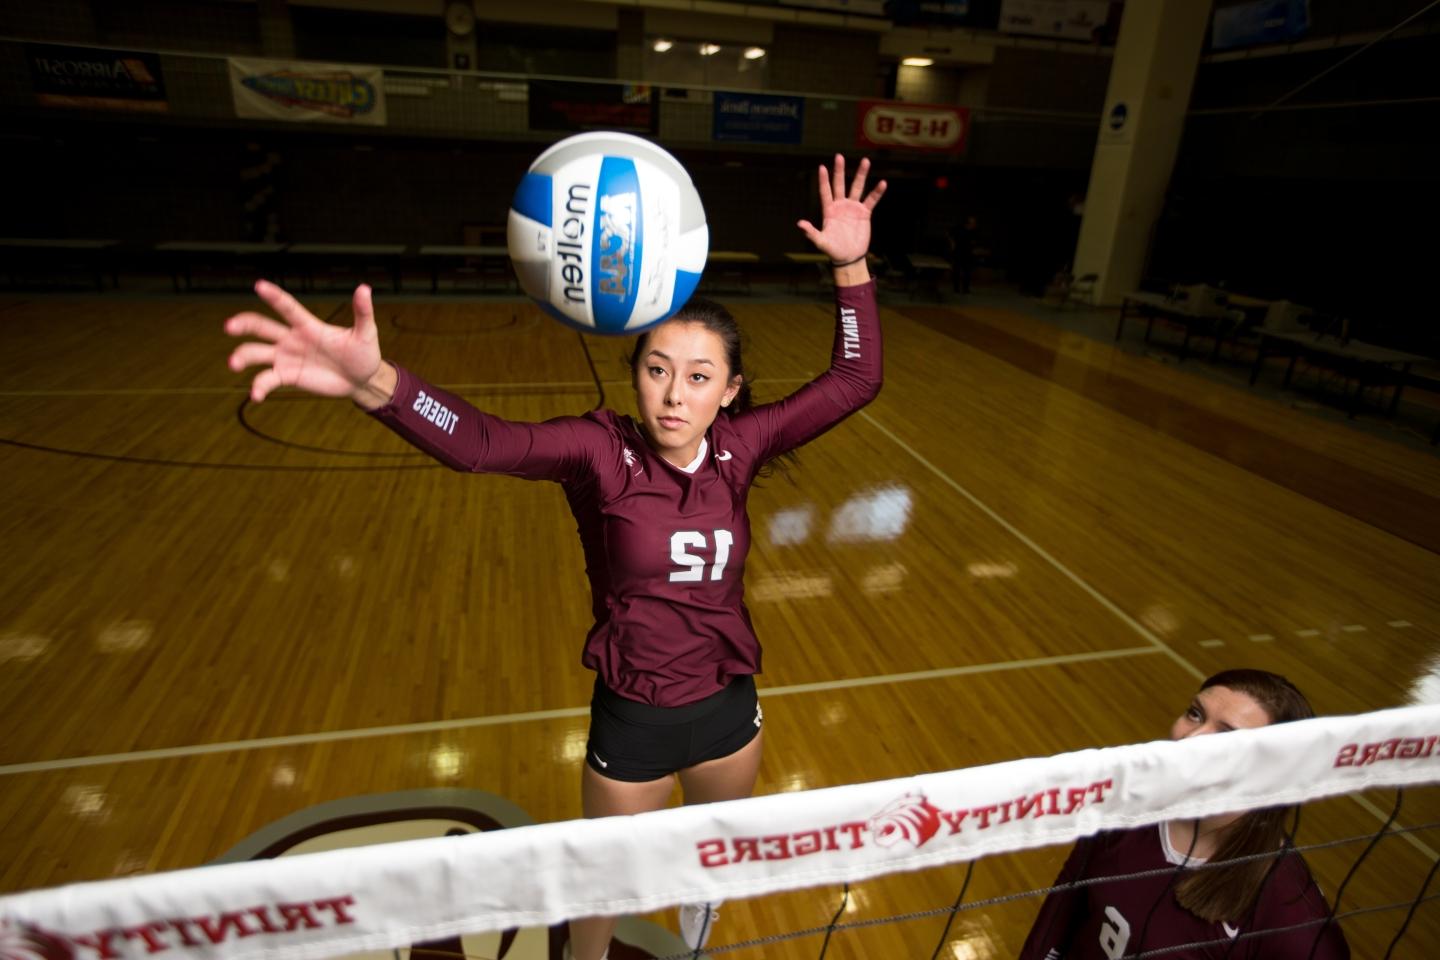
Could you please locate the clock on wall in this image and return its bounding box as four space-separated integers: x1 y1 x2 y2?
445 2 476 37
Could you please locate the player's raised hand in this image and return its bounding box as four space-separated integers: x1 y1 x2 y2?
796 154 887 265
225 281 382 403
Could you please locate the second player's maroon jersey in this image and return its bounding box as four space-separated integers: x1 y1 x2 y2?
1019 823 1349 960
369 282 881 706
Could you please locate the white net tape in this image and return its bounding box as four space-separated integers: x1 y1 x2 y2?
3 704 1438 960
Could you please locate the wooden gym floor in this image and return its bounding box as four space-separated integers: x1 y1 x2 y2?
2 291 1437 957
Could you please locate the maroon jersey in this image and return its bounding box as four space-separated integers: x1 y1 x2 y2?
369 282 882 706
1019 823 1350 960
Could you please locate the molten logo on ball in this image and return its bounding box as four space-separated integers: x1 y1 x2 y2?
557 182 589 305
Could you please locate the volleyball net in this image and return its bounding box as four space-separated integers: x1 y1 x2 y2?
3 703 1439 960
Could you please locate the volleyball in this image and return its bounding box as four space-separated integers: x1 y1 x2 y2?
507 131 709 335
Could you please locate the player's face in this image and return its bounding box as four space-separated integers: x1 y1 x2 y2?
1170 685 1272 740
634 320 742 467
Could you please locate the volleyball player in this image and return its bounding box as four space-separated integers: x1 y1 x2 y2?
1020 668 1350 959
225 155 887 960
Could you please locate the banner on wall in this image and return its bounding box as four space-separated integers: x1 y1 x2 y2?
229 58 387 125
713 92 804 144
26 43 168 112
779 0 888 16
887 0 971 26
998 0 1111 42
1212 0 1310 51
528 80 657 133
856 101 968 152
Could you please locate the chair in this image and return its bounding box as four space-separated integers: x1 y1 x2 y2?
1053 271 1098 309
461 224 513 292
1066 273 1098 308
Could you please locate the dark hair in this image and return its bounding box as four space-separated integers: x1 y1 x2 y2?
627 298 793 478
1200 668 1314 726
1175 669 1316 922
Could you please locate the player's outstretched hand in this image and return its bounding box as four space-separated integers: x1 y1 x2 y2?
796 154 887 265
224 281 382 403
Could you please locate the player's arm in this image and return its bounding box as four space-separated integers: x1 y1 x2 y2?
368 363 601 481
736 155 886 461
1017 840 1093 960
1256 861 1351 959
1285 923 1350 960
813 271 883 412
351 357 398 409
225 281 601 481
739 277 883 461
796 153 886 421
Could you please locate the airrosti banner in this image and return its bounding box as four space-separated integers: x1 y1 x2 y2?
2 705 1437 960
229 58 387 126
26 44 168 113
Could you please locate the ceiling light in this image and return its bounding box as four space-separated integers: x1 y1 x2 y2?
744 46 766 60
652 39 673 53
902 57 934 67
699 43 722 56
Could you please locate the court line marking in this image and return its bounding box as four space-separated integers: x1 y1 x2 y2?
857 409 1439 862
762 646 1157 697
858 410 1204 681
0 646 1160 777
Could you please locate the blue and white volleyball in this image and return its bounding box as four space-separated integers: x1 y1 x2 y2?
507 131 709 335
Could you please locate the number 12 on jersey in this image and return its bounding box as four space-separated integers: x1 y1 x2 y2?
669 530 734 582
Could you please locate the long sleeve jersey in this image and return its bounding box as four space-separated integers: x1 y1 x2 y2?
1019 824 1349 960
369 281 882 706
